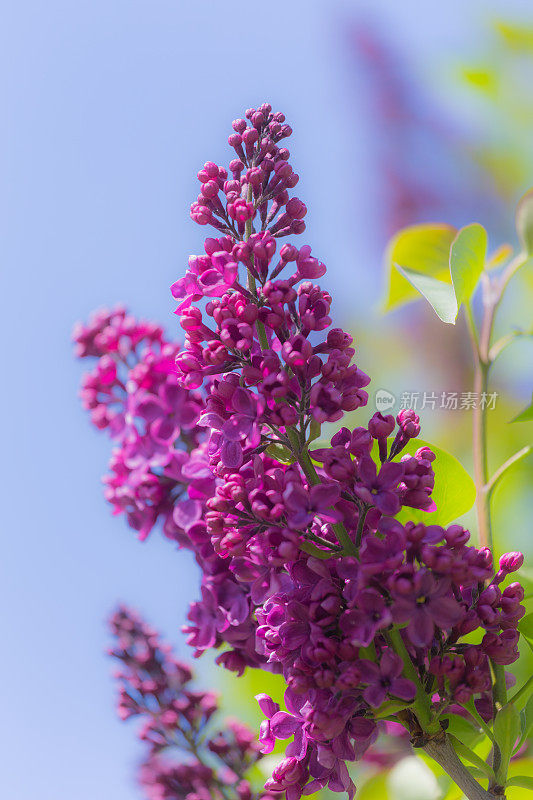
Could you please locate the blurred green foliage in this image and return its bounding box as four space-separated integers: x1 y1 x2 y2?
458 21 533 205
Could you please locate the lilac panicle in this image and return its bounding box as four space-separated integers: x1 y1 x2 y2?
75 104 526 800
109 606 277 800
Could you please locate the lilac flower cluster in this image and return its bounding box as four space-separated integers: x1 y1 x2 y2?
74 306 207 540
76 105 526 800
110 606 278 800
74 308 264 670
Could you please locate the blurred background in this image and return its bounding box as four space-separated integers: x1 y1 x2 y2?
2 1 532 798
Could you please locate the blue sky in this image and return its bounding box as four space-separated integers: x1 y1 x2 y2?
2 1 532 798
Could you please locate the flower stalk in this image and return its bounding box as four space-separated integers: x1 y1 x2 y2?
424 735 504 800
463 250 531 795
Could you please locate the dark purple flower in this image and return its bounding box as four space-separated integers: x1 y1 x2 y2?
391 570 463 647
357 649 416 708
355 456 403 515
283 482 340 529
340 588 392 646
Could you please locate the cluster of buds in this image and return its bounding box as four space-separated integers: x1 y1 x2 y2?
191 104 304 239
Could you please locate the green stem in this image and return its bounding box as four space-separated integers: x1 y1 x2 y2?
497 252 529 299
491 660 508 712
508 672 533 709
355 505 369 549
489 328 532 362
466 302 492 550
388 628 440 735
306 530 343 551
332 523 357 556
247 269 269 350
390 254 530 800
424 735 502 800
486 446 532 500
465 699 497 744
286 426 357 555
464 254 527 551
244 187 269 352
288 431 320 485
466 263 527 792
299 540 338 559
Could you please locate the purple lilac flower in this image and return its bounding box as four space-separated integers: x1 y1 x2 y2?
355 456 404 515
340 587 393 647
391 569 463 647
357 649 416 708
75 105 527 800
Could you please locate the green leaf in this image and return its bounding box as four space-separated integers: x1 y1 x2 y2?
373 699 414 719
461 66 498 95
523 694 533 734
506 776 533 790
511 393 533 423
217 663 286 732
383 223 457 312
307 418 322 444
493 703 521 783
265 443 295 464
514 695 533 753
467 767 494 781
507 757 533 797
393 266 458 324
518 613 533 641
394 438 476 527
524 637 533 656
450 223 487 308
508 757 533 778
391 222 489 324
516 188 533 255
496 21 533 52
509 674 533 712
443 713 484 748
518 566 533 599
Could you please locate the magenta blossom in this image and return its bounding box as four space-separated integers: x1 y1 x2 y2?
357 649 416 708
355 456 404 515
